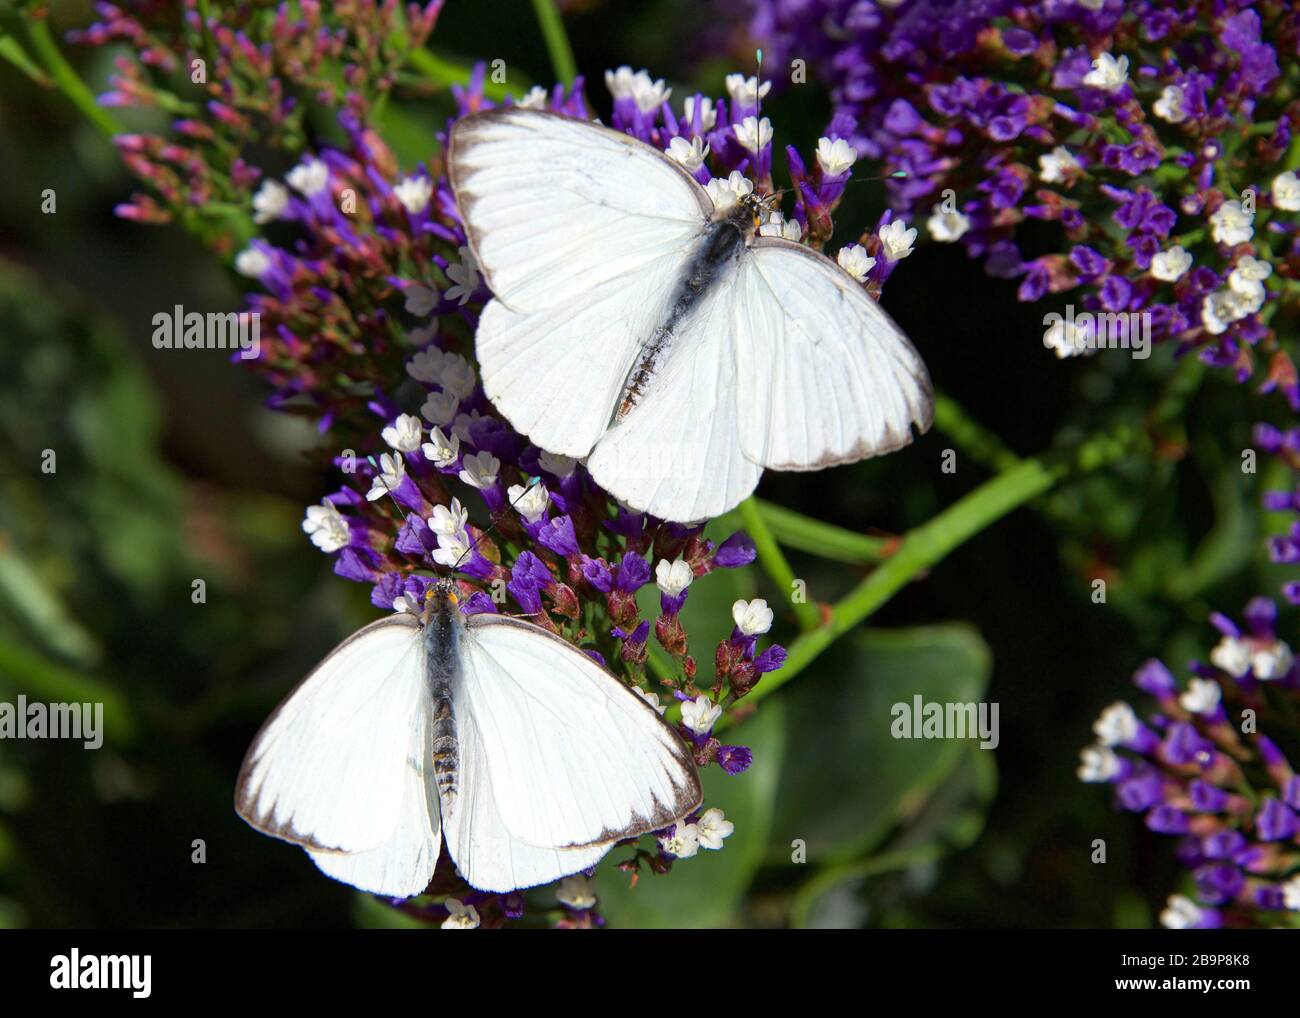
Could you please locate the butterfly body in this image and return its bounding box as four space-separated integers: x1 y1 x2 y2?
423 586 462 809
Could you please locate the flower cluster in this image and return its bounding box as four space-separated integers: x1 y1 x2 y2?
745 0 1300 403
1078 598 1300 928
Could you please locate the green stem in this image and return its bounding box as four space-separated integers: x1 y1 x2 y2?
790 843 947 928
530 0 578 85
932 389 1022 473
407 48 523 102
738 498 821 631
22 18 121 138
751 499 890 564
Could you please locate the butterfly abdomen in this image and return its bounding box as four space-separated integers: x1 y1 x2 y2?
423 593 462 809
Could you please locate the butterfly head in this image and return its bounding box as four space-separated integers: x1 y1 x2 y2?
423 577 461 623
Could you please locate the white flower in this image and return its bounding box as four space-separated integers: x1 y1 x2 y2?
234 246 271 278
705 170 754 211
733 116 773 154
605 66 670 112
381 413 423 453
1150 246 1192 282
1179 678 1221 716
878 218 917 260
815 137 857 177
404 282 438 316
1209 200 1254 245
926 205 971 243
365 452 405 501
1209 635 1251 677
1038 145 1080 183
286 157 329 196
1152 84 1187 123
428 498 469 539
1092 701 1138 747
634 688 666 715
1201 290 1249 335
301 500 349 552
441 898 480 930
696 807 734 850
556 876 596 910
538 450 576 477
1230 254 1272 284
658 822 700 859
407 347 444 383
421 426 460 468
1272 171 1300 212
251 179 289 224
508 481 550 523
1159 894 1203 930
393 174 433 214
452 410 485 444
1228 255 1272 316
516 85 548 110
1251 640 1294 681
732 597 773 635
682 95 717 131
432 529 472 569
758 210 802 241
1077 745 1121 783
435 353 477 400
725 74 771 107
666 135 710 172
837 244 876 282
459 450 501 490
1042 318 1093 358
421 390 460 427
1082 52 1129 93
655 558 694 596
1283 875 1300 911
444 246 480 306
681 694 723 734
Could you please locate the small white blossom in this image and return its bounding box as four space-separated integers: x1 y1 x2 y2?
1210 635 1251 677
381 413 423 453
441 898 480 930
1077 745 1121 783
696 807 734 850
655 558 694 596
605 66 670 112
234 246 271 278
365 452 405 501
251 179 290 224
682 95 717 131
538 450 576 477
732 598 774 635
1251 640 1294 681
301 500 349 552
724 74 771 107
421 426 460 468
758 210 802 241
1283 875 1300 911
1092 701 1138 747
1209 200 1254 245
1043 318 1094 358
1150 246 1192 282
444 246 480 306
1082 52 1129 93
658 823 700 859
516 85 548 110
1201 289 1249 335
404 282 438 316
705 170 754 211
428 498 469 539
432 529 472 569
1179 678 1222 716
1272 171 1300 212
1152 84 1187 123
421 390 460 427
286 157 329 196
459 450 501 490
1159 894 1203 930
836 243 876 282
435 353 477 400
452 410 486 444
634 688 666 715
666 135 710 173
681 694 723 734
1038 145 1080 184
815 137 857 177
508 481 550 523
406 347 444 383
878 218 917 260
556 876 596 910
733 115 773 154
393 174 433 214
926 205 971 243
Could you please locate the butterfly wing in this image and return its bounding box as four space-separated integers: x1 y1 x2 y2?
732 237 933 470
586 279 763 522
235 614 437 864
454 613 701 853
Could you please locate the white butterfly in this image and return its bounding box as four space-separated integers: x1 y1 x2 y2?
235 582 701 897
449 107 934 524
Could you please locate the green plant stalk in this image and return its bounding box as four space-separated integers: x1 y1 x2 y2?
530 0 578 86
738 498 821 631
407 48 524 102
932 389 1022 473
751 499 890 563
790 843 948 928
21 18 121 138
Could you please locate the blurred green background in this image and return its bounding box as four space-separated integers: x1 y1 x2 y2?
0 0 1292 928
